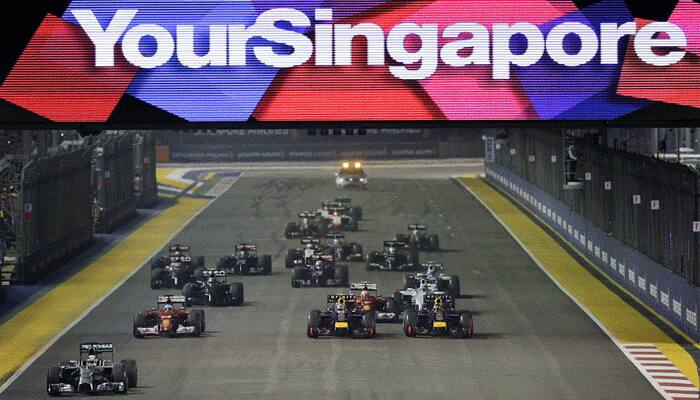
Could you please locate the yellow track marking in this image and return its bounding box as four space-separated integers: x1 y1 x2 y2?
156 168 191 190
459 176 700 388
0 197 208 384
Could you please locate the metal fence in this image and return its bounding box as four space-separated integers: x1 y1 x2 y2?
16 148 93 283
134 132 158 209
495 130 700 286
93 133 136 233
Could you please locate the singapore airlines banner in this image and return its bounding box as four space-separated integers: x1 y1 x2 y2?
0 0 699 123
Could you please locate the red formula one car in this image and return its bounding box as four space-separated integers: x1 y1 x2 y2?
133 295 205 338
350 282 402 323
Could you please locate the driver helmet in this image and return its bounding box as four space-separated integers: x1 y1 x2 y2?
419 279 429 290
306 243 315 250
163 303 174 313
335 301 346 312
426 265 437 278
388 246 397 255
238 250 248 259
359 289 370 301
333 238 341 246
86 349 98 367
412 229 420 237
314 260 324 269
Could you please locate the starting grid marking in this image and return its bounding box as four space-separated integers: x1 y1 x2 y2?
622 344 699 400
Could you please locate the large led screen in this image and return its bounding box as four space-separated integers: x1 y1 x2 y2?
1 0 699 123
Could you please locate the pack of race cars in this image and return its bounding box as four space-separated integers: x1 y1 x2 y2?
47 174 475 395
283 197 474 339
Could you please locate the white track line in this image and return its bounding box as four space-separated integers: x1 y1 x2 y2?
453 176 682 400
0 174 242 394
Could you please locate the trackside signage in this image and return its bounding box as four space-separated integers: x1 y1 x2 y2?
73 8 688 80
1 0 700 123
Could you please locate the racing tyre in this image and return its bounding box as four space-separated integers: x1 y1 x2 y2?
407 251 419 269
230 282 244 306
403 311 418 337
318 223 328 237
217 256 234 271
120 360 138 388
111 364 128 394
386 297 401 320
447 275 461 298
150 268 161 289
285 249 298 269
429 235 439 251
351 243 363 258
183 283 197 306
350 207 362 221
335 265 349 287
285 223 299 239
193 268 205 282
150 257 168 270
192 309 205 332
188 312 202 337
47 366 62 396
291 266 304 287
403 274 415 290
393 290 404 305
307 309 321 338
133 313 147 339
362 313 376 338
261 255 272 275
460 311 473 338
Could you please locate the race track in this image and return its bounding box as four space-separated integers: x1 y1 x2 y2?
0 166 662 400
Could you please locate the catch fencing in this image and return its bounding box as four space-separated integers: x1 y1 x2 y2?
134 132 158 208
494 130 700 286
93 133 136 233
16 148 93 283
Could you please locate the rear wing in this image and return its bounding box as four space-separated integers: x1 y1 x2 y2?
326 233 345 239
301 238 320 245
423 293 450 307
350 282 377 292
299 212 320 218
235 244 257 251
169 245 191 252
309 255 334 262
169 255 192 262
321 202 343 208
80 343 113 353
201 270 226 278
383 240 403 247
327 206 348 212
334 197 351 204
157 295 186 304
327 294 357 305
408 224 427 230
422 263 443 270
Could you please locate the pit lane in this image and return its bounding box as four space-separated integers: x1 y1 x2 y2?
0 163 661 400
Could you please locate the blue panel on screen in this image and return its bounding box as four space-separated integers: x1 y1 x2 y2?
513 0 642 120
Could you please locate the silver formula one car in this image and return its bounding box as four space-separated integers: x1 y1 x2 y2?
47 343 137 396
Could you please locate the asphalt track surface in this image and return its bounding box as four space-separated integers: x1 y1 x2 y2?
0 166 662 400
